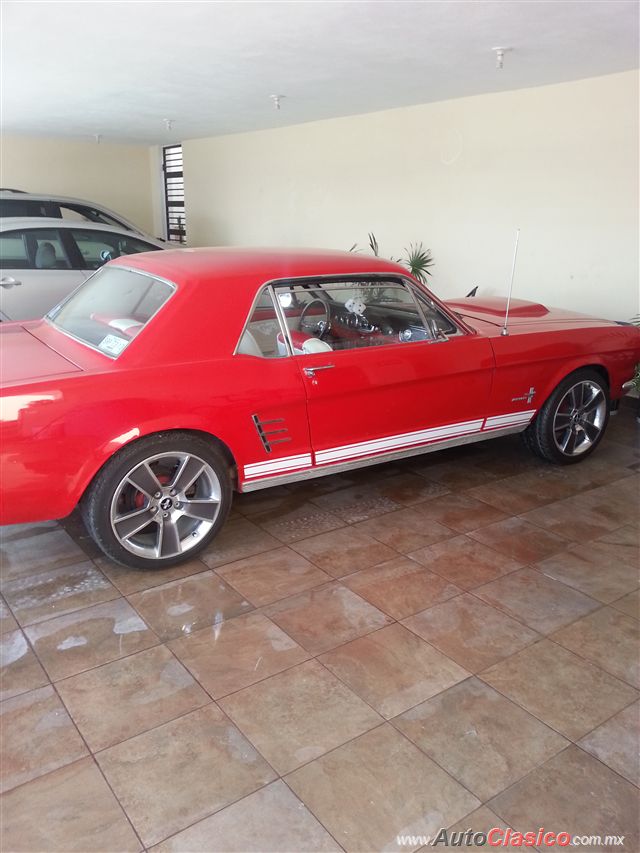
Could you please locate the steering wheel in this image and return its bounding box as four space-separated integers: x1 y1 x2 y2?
300 298 331 338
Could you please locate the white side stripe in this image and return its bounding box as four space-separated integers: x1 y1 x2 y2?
484 410 536 429
244 453 312 479
315 419 484 465
243 410 537 480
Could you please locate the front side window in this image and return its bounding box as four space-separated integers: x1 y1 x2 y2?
48 266 174 357
273 279 458 355
69 228 160 270
0 231 30 268
0 229 72 270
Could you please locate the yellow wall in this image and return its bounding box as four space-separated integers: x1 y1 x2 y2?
0 136 156 235
183 70 639 320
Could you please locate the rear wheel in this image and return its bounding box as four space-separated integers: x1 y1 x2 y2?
523 369 609 464
82 432 232 569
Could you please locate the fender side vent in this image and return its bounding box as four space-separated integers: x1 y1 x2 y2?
252 414 291 453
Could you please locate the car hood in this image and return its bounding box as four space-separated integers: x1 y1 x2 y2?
445 297 614 328
0 323 82 385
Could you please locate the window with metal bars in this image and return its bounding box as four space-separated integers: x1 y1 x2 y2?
162 144 187 244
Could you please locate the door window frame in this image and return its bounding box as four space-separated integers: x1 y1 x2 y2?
272 274 467 355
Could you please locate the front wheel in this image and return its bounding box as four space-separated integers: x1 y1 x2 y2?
82 432 232 570
523 369 609 464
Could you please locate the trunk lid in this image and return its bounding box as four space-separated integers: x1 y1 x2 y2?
0 323 82 384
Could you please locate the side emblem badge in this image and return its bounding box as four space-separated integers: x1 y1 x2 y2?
512 386 536 404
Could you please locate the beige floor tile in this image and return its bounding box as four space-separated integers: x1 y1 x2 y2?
611 588 640 619
319 623 469 719
469 518 568 563
215 547 330 606
151 780 342 852
414 459 506 490
0 596 17 634
578 701 639 786
286 724 480 853
251 501 345 544
0 629 49 700
467 468 579 515
536 541 639 604
521 492 627 543
481 639 638 740
403 593 539 672
169 611 309 698
234 485 301 517
408 492 509 533
200 517 281 569
263 582 392 654
2 561 118 627
97 704 277 848
443 805 514 842
474 567 600 634
0 685 88 792
395 677 567 800
370 472 450 507
0 756 141 852
341 556 461 619
0 528 87 582
310 484 402 524
127 570 253 641
291 526 396 578
488 746 639 852
410 535 522 589
96 555 210 596
551 606 639 688
57 645 210 751
220 660 382 774
354 507 453 554
24 598 158 681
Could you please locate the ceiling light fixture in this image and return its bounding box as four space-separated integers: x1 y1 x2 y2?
492 47 513 69
270 95 285 111
164 118 174 131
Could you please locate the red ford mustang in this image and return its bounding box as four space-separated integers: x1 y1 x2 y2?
1 248 638 569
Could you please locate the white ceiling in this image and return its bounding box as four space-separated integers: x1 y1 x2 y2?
2 0 638 144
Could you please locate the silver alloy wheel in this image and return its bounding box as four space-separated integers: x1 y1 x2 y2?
552 379 607 457
110 451 221 560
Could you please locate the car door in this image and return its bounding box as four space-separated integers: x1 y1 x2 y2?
234 287 314 486
0 228 84 321
273 278 495 469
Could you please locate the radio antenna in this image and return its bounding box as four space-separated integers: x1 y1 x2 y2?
501 228 520 336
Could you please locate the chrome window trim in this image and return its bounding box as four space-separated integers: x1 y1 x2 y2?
233 284 292 358
269 274 464 352
45 265 177 360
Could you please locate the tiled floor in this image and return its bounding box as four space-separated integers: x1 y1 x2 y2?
1 407 638 852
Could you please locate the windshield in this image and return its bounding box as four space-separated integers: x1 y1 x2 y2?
48 266 174 357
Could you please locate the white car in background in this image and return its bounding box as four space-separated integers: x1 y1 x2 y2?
0 217 165 320
0 189 157 241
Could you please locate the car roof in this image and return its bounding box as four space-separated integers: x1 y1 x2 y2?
113 246 411 293
0 191 145 233
0 217 165 246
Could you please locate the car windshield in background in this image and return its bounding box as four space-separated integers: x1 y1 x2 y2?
47 266 174 357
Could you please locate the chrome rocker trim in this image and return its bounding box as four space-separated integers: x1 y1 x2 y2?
240 422 526 492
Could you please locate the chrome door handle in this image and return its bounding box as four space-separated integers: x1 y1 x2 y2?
303 364 335 377
0 277 22 288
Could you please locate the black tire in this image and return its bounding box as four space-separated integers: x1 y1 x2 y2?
81 431 232 570
523 369 609 465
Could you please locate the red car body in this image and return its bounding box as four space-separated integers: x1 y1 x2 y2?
1 248 639 528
